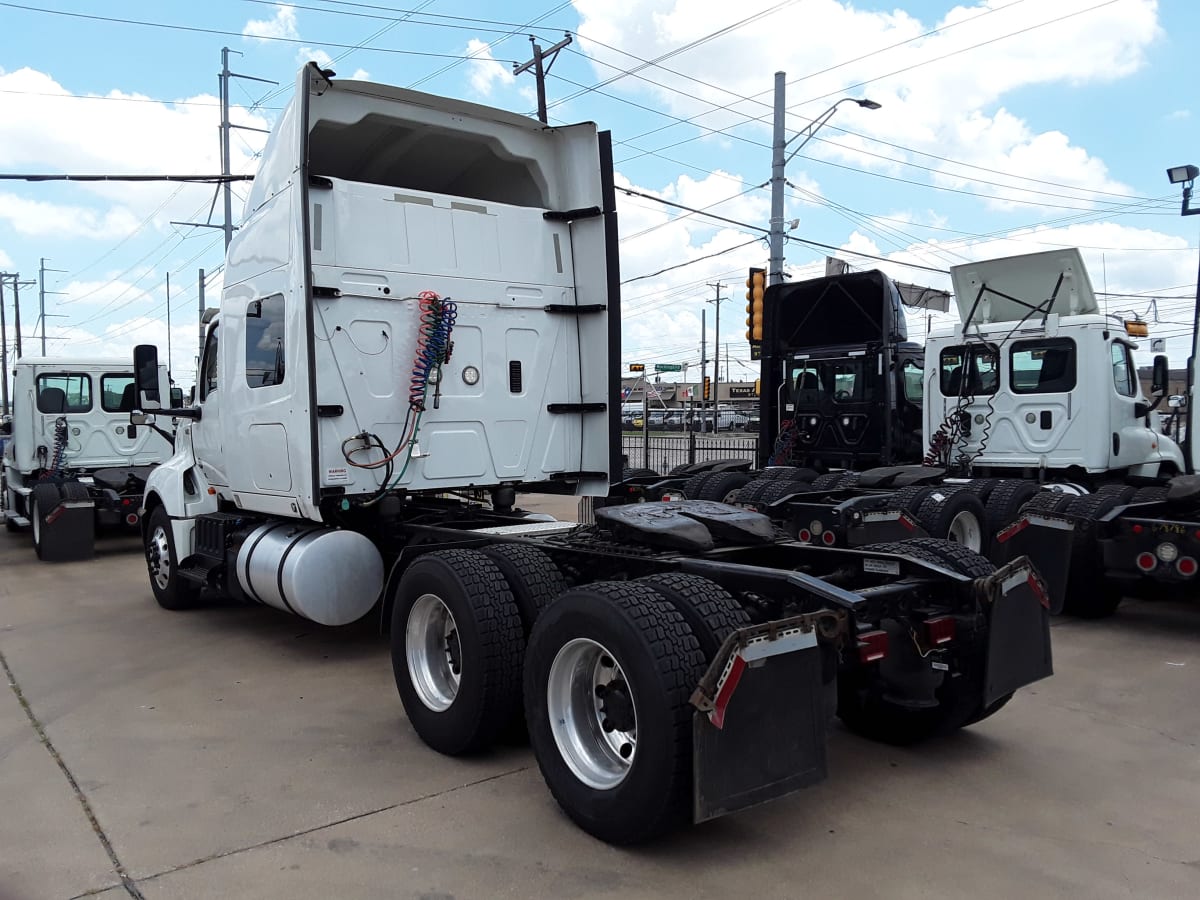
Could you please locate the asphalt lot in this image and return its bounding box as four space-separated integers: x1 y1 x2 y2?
2 498 1199 900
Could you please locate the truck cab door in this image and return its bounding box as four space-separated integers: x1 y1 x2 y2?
1108 339 1157 468
191 323 228 487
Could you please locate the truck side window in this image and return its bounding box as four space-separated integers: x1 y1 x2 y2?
245 295 286 388
200 325 220 401
37 373 91 413
101 374 137 413
939 345 998 396
1010 338 1076 394
1111 341 1135 398
901 359 923 402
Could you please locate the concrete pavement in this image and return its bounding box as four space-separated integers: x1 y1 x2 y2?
1 511 1198 899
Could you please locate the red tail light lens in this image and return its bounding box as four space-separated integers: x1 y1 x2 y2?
1178 557 1197 577
821 530 836 546
797 528 812 543
857 630 888 663
924 615 956 646
1136 552 1157 572
1132 524 1143 534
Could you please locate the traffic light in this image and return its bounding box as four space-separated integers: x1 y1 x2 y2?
745 267 766 343
629 362 645 372
703 376 712 401
754 378 761 396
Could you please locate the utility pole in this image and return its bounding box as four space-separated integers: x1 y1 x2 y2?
1 272 32 360
768 72 788 287
215 48 276 250
166 272 173 382
198 268 207 364
38 258 67 355
707 282 726 413
699 309 707 416
513 33 572 124
0 276 8 415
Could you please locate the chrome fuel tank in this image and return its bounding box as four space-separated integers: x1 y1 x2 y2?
235 522 383 626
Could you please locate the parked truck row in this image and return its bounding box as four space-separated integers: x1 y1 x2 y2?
621 249 1200 620
3 65 1059 844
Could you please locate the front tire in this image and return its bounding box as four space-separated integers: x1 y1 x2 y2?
524 581 704 844
145 505 201 610
392 550 524 755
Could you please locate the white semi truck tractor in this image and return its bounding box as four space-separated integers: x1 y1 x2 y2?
1 356 171 561
128 64 1055 843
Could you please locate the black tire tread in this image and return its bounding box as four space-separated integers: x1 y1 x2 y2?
696 471 752 503
394 549 525 755
524 581 704 844
636 572 752 661
984 480 1040 538
890 537 996 578
482 543 568 634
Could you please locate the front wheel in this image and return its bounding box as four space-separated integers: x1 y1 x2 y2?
145 505 201 610
524 582 704 844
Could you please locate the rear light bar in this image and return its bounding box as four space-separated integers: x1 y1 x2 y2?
924 615 956 646
857 630 888 663
1136 552 1157 572
1178 557 1197 577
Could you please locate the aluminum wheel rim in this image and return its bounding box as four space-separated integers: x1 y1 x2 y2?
947 510 983 552
406 593 461 712
547 638 637 791
148 524 172 590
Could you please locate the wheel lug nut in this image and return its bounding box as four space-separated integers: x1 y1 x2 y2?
619 743 633 758
594 684 606 697
602 718 615 732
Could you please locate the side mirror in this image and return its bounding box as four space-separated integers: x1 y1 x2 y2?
1169 394 1184 409
170 387 184 408
1151 354 1169 397
134 344 162 410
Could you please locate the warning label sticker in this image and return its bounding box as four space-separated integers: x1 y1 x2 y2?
862 557 901 576
325 466 352 485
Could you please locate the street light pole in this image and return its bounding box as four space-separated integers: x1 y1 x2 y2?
707 282 726 422
1167 164 1200 472
767 72 881 286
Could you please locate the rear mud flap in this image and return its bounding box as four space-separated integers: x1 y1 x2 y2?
992 514 1074 614
689 616 839 823
982 559 1054 707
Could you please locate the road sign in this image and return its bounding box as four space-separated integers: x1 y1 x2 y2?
654 363 682 372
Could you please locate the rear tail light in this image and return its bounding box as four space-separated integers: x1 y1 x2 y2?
125 513 139 526
797 528 812 543
1132 524 1143 534
924 615 956 646
821 530 836 546
1178 557 1197 577
857 630 888 663
1136 552 1157 572
661 492 682 502
1157 542 1179 563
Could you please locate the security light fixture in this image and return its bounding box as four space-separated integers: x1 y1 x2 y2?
855 99 883 110
1167 164 1198 185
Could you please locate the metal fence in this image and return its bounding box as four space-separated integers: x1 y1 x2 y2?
620 432 758 475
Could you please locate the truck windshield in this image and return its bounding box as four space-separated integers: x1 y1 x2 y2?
789 357 873 405
938 345 998 397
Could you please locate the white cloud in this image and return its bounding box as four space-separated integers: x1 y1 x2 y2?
1168 109 1191 120
297 47 334 70
0 193 143 239
574 0 1162 212
244 4 298 41
350 68 371 81
465 39 515 97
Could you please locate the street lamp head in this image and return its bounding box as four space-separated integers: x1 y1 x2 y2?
855 99 882 110
1167 164 1198 185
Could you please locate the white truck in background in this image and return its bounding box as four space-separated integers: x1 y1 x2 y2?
127 64 1054 843
1 356 172 560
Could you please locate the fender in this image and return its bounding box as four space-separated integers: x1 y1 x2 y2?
142 423 219 560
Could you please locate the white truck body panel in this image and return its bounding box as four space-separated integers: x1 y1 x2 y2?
928 251 1183 476
3 358 172 478
151 66 616 524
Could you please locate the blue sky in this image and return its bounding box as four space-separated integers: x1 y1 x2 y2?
1 0 1199 388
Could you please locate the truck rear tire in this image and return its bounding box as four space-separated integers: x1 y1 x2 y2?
145 505 202 610
636 573 751 661
914 489 989 554
695 471 752 503
30 482 60 559
1061 492 1127 619
481 543 568 634
392 549 525 755
524 581 705 844
984 479 1040 541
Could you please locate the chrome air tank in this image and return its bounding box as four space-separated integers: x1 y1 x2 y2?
235 522 383 626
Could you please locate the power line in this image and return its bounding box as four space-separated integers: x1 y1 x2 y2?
621 238 760 285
